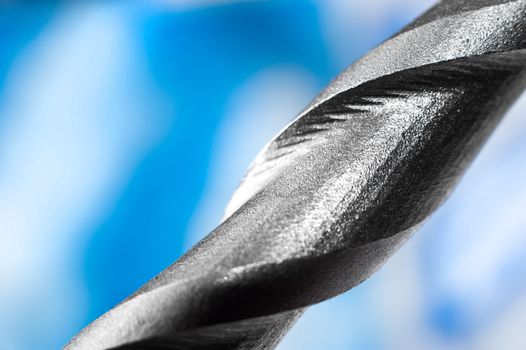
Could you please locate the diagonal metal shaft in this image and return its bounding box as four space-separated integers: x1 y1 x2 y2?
66 1 526 349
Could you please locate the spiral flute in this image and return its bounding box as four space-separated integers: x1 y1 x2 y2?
66 1 526 349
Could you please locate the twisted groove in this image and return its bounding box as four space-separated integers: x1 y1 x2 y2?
228 2 526 214
300 0 526 123
66 1 526 349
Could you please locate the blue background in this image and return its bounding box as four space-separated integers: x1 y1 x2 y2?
2 1 526 349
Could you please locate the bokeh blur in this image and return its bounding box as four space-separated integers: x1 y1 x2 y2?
2 1 526 349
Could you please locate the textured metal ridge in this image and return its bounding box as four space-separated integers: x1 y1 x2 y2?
65 1 526 349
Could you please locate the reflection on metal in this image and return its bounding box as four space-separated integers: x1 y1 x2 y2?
65 1 526 349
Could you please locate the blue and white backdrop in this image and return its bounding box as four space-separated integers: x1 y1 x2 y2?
1 1 526 349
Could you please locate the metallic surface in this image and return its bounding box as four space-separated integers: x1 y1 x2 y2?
65 1 526 349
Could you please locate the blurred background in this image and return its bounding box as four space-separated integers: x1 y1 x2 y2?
2 1 526 349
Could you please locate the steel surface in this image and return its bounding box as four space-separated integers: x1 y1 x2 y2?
66 1 526 349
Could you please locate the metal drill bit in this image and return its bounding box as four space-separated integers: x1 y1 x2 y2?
66 1 526 349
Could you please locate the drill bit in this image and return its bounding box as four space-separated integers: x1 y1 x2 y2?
66 0 526 349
